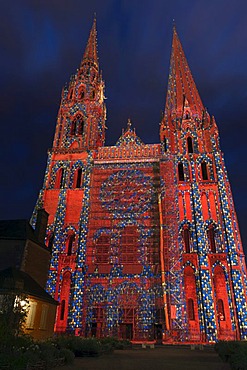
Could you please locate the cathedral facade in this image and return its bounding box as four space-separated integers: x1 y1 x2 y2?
32 20 247 343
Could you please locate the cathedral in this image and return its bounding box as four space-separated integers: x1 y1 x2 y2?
32 19 247 343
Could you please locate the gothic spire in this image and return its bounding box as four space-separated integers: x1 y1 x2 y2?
164 27 204 120
80 17 98 70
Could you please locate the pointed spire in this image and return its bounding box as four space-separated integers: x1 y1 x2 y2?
80 16 98 69
164 27 204 120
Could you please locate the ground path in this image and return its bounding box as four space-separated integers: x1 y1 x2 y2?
56 346 230 370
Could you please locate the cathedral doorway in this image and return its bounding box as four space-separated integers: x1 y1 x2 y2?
154 324 163 342
119 323 133 340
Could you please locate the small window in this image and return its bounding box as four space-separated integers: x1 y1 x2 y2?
217 299 225 321
55 168 64 188
26 302 37 329
201 162 208 180
67 234 75 256
77 118 84 136
75 168 83 188
185 111 190 119
70 121 76 135
71 115 84 136
163 137 167 152
80 90 85 99
39 304 48 330
178 163 185 181
187 137 193 153
69 90 73 100
207 227 216 253
183 228 190 253
188 298 195 320
60 300 65 320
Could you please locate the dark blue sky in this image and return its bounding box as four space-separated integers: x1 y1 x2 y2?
0 0 247 253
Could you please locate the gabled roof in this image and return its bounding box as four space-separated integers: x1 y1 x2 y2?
0 267 57 305
115 119 144 146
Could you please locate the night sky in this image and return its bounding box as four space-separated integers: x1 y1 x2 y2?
1 1 247 254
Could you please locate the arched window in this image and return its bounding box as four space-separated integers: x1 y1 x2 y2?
55 168 64 188
91 90 95 99
207 226 216 253
75 168 83 188
184 266 199 330
185 111 190 120
178 163 185 181
163 137 167 152
58 271 71 326
187 137 193 153
201 162 208 180
120 226 139 264
188 298 195 320
60 300 65 320
67 234 75 256
217 299 225 321
77 118 84 135
70 121 76 135
69 90 73 100
71 115 84 136
96 235 111 263
183 227 190 253
80 90 85 99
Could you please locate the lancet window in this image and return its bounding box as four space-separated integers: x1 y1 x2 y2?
183 227 191 253
178 163 185 181
187 136 193 153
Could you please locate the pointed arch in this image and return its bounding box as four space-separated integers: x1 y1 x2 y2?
212 265 232 334
184 266 199 324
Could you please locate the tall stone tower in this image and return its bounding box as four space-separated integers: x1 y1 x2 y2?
32 22 247 343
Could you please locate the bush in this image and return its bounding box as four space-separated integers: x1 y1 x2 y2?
99 337 132 351
60 348 75 364
52 336 102 357
215 341 247 370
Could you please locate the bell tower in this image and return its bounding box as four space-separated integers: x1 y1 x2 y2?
160 27 247 342
53 18 106 151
